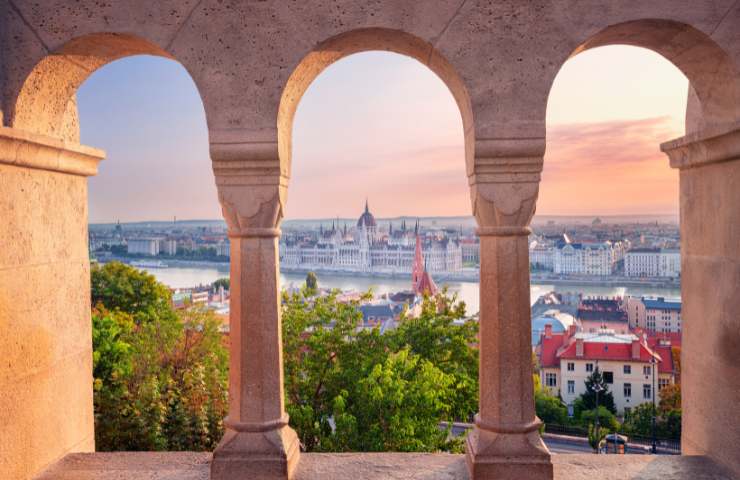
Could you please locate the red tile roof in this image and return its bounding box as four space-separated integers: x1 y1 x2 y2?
539 333 567 368
558 340 658 363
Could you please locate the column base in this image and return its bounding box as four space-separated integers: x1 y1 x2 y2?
211 424 300 480
465 425 552 480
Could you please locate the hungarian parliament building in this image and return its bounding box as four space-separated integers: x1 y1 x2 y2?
279 201 463 274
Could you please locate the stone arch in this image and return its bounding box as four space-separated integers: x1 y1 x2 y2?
277 27 474 183
9 32 207 143
559 19 740 132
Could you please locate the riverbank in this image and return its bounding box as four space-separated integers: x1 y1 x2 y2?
99 256 681 291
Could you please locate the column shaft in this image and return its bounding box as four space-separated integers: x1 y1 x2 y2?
211 230 299 480
466 229 552 480
228 235 285 425
478 234 536 427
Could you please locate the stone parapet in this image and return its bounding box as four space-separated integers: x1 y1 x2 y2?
0 127 104 176
35 452 737 480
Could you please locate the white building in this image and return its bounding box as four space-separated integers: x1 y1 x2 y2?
280 202 463 274
537 327 676 415
553 242 619 276
126 238 161 256
216 241 230 257
161 239 178 256
625 248 681 278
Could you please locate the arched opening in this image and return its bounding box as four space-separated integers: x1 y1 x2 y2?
278 28 474 187
10 33 177 142
1 31 225 476
276 31 478 452
537 19 740 469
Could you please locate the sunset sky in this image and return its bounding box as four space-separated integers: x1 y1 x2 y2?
80 46 687 223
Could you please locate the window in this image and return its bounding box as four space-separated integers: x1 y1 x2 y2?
624 406 631 416
586 363 594 372
603 371 614 384
643 384 652 399
659 378 670 390
567 380 575 394
545 373 557 387
624 383 632 398
623 365 631 374
567 362 574 371
643 365 651 376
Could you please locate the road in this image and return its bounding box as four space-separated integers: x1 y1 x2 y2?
544 437 594 454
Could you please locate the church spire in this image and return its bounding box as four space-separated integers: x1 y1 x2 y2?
365 197 369 213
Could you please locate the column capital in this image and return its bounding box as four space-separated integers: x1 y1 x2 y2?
661 122 740 170
0 126 105 176
469 137 544 231
211 140 288 236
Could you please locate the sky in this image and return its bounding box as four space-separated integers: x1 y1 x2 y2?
79 46 688 223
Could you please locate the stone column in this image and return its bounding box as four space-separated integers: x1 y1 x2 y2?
465 138 552 480
661 124 740 478
210 138 300 480
0 127 103 480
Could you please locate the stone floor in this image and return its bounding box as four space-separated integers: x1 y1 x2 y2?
35 452 737 480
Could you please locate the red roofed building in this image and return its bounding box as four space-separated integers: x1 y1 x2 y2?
537 325 677 415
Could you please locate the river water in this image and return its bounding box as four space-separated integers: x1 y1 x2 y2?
142 265 681 314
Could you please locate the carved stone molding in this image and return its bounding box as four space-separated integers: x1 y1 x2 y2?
661 122 740 170
469 137 544 230
212 140 288 236
0 126 104 176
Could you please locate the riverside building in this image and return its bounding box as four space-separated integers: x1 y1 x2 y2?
537 326 677 415
279 201 463 274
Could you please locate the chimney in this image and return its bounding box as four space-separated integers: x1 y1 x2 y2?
568 324 578 337
632 339 641 360
544 323 553 339
576 338 584 357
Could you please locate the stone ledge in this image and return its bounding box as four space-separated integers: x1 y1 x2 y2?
34 452 736 480
0 127 105 177
661 121 740 170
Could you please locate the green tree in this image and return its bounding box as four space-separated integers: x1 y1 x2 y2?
535 392 568 426
587 423 609 452
91 261 175 325
576 368 617 415
281 289 467 452
91 264 228 451
212 278 230 291
623 402 656 437
580 406 619 431
388 292 478 421
330 348 454 452
305 271 318 294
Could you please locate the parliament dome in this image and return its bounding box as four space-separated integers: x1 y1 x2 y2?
357 200 377 228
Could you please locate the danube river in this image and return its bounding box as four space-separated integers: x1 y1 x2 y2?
142 265 681 314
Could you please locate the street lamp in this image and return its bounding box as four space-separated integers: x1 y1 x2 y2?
651 356 657 454
593 378 604 454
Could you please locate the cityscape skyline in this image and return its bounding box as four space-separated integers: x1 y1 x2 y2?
80 46 687 223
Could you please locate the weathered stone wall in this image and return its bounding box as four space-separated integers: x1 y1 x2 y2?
1 2 739 479
678 155 740 475
0 162 94 480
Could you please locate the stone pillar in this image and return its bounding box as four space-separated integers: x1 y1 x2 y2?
465 138 552 480
0 127 103 480
210 137 300 480
661 124 740 478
